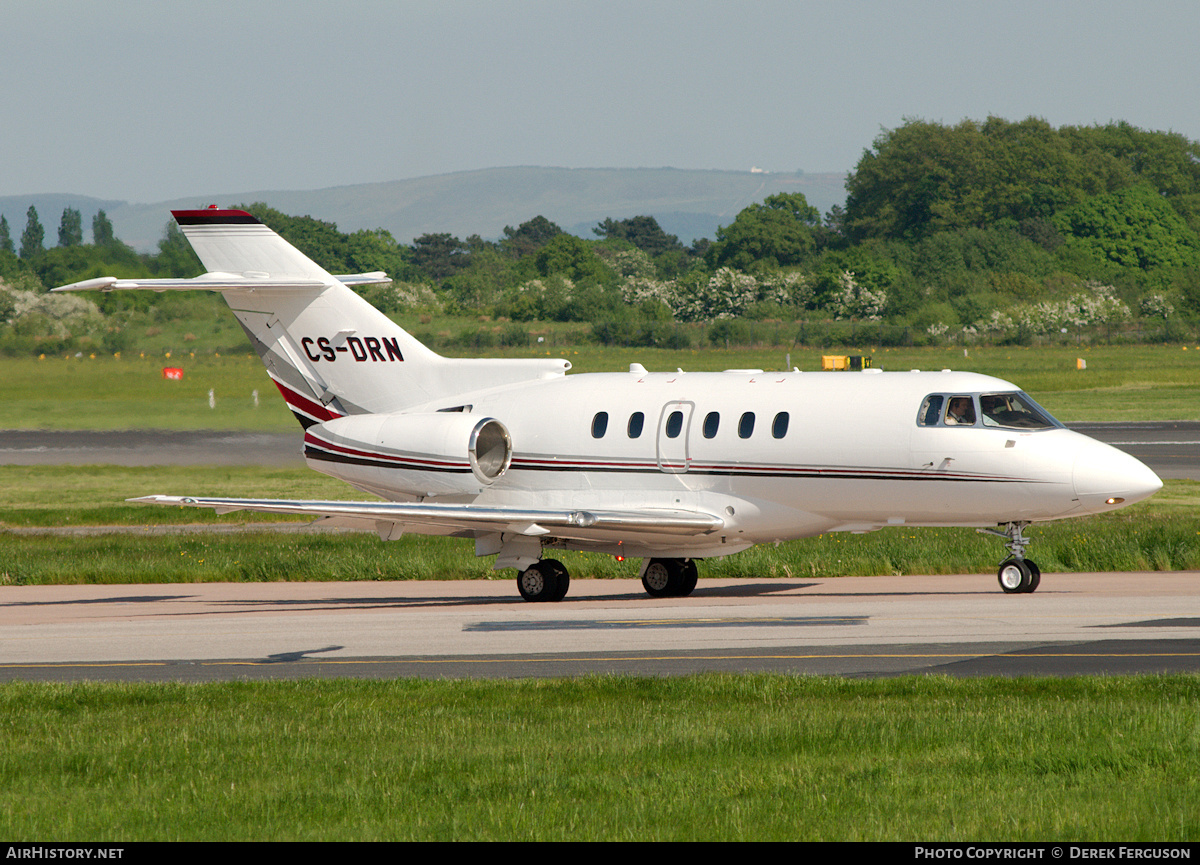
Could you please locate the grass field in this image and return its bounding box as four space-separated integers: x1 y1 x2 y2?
2 676 1197 841
7 354 294 431
7 341 1200 429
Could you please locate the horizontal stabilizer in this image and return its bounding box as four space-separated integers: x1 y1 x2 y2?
128 495 724 540
52 272 390 293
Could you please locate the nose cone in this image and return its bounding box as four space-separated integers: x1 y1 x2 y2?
1072 438 1162 511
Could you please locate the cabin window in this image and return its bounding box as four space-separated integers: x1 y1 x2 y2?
591 411 609 438
918 394 944 426
772 411 789 439
703 411 720 439
628 412 645 438
944 396 976 426
665 410 684 438
738 412 755 439
980 392 1058 430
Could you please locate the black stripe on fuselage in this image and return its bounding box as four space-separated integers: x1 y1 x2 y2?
508 464 1037 482
308 447 1039 484
305 446 472 473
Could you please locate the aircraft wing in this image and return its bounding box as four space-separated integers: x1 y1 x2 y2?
51 272 391 293
128 495 724 541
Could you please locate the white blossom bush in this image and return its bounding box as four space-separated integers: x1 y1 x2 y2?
620 276 677 308
1012 301 1062 335
1141 292 1175 319
759 271 812 308
686 267 759 320
828 270 887 321
622 268 810 322
507 275 586 321
1015 284 1129 334
601 247 657 280
0 283 103 337
975 309 1015 334
390 281 444 312
1066 282 1130 327
973 282 1131 340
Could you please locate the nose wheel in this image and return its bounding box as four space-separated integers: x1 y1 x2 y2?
997 557 1041 593
980 522 1041 594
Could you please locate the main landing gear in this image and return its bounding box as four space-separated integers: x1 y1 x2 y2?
517 558 570 602
641 558 698 598
515 556 700 602
979 522 1041 594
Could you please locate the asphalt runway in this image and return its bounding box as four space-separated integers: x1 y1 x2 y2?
0 422 1195 477
2 573 1198 682
0 429 304 466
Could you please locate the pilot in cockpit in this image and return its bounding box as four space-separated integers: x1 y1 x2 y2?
944 396 975 425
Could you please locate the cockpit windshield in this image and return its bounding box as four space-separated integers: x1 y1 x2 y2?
979 392 1059 429
918 391 1060 430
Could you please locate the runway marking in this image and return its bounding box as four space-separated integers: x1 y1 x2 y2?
465 615 868 631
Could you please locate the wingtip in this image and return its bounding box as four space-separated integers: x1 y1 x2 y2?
52 276 118 293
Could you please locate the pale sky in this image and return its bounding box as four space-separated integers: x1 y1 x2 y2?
4 0 1199 203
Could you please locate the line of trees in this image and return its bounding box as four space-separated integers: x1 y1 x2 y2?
328 118 1200 347
0 205 120 258
4 116 1200 354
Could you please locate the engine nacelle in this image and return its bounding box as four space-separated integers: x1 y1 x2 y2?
304 412 512 497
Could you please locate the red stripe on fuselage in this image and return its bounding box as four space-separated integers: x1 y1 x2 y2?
303 431 470 471
271 379 342 422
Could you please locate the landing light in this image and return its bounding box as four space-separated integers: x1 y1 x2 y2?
1106 497 1125 505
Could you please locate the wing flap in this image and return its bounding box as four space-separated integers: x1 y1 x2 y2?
128 495 724 539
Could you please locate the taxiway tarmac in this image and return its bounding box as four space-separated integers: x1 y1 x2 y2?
2 572 1198 681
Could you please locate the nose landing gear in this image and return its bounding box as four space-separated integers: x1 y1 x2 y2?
997 556 1041 593
979 522 1041 593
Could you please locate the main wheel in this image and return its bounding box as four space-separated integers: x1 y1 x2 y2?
997 558 1032 594
518 561 560 602
541 558 570 602
642 558 682 598
677 559 699 597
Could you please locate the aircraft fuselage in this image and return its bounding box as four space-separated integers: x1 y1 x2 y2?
304 367 1160 560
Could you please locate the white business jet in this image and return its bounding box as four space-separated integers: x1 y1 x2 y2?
54 208 1162 600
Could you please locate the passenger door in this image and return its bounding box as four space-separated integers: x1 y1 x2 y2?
656 400 694 473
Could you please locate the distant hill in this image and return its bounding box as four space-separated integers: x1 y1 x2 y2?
1 167 847 252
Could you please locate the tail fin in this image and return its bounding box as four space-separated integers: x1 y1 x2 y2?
55 208 570 426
